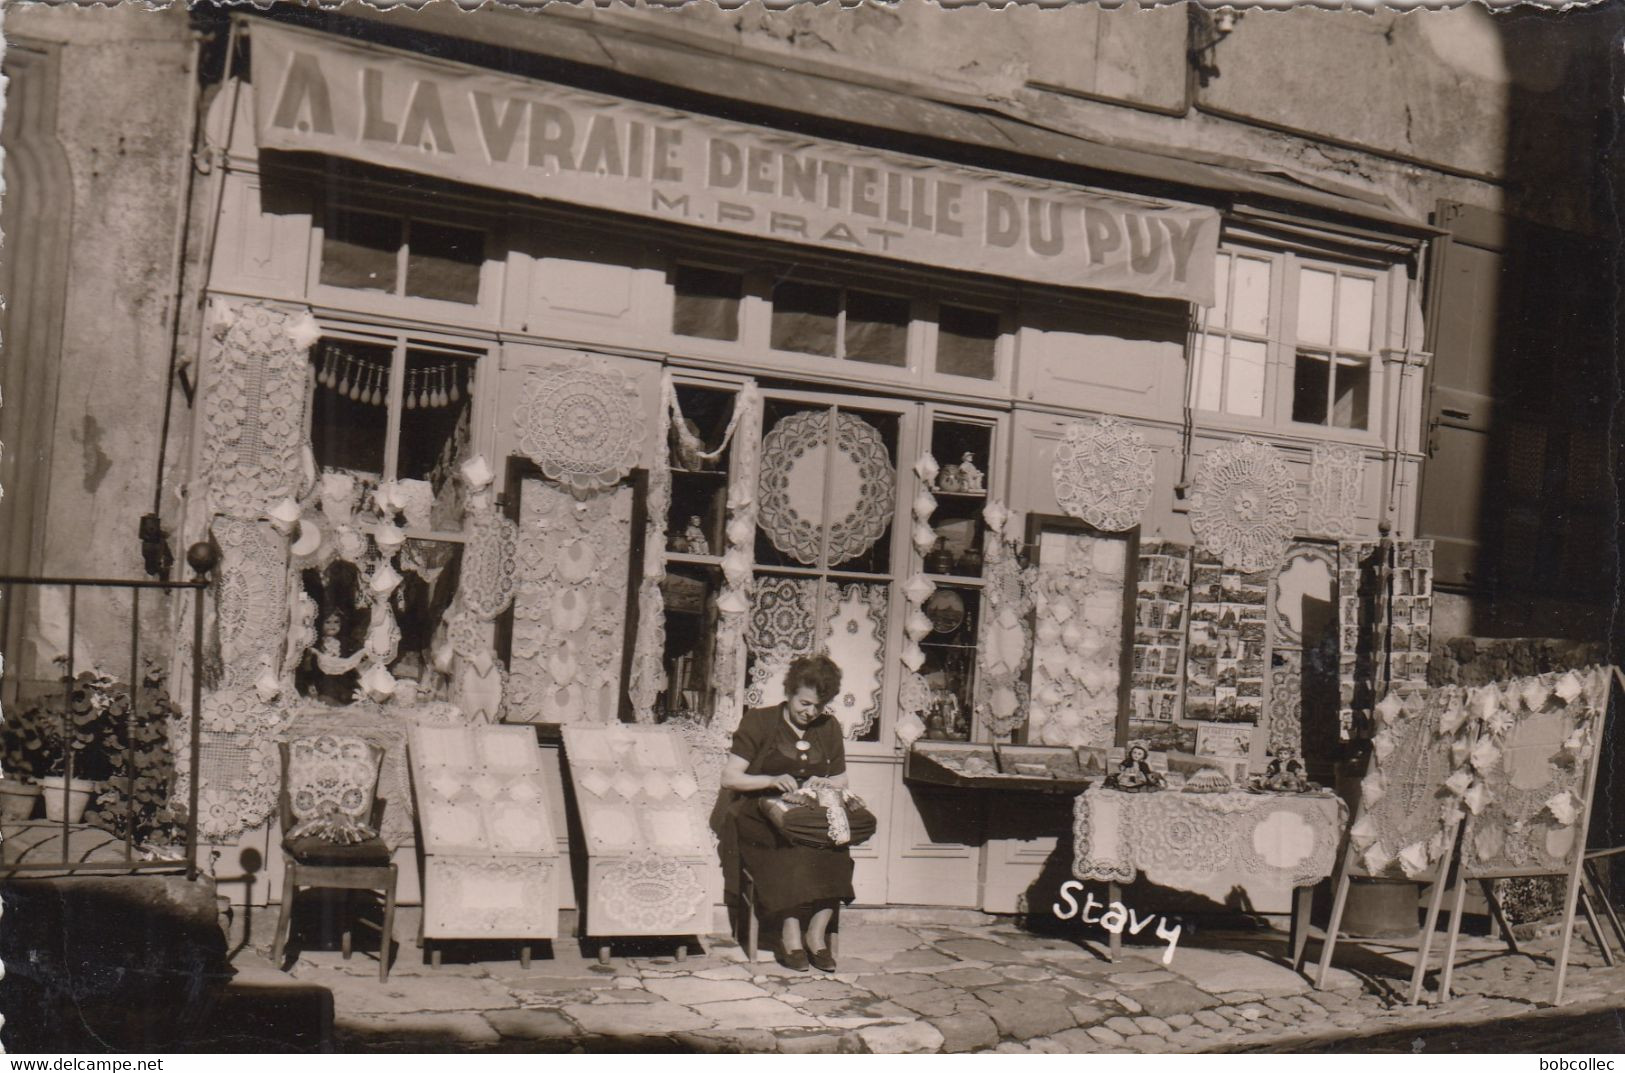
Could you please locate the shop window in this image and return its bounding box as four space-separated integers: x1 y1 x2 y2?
770 281 909 368
320 208 484 305
1191 248 1387 432
1290 268 1376 430
656 383 737 722
747 399 902 741
293 539 464 706
1192 251 1272 418
936 305 999 381
671 264 742 341
309 334 481 532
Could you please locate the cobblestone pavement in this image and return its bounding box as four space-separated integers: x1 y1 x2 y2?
246 909 1625 1053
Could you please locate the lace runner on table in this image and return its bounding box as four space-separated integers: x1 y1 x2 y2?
1073 788 1347 908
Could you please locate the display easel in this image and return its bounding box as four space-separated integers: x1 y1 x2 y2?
1313 684 1476 1005
1433 665 1619 1006
408 724 561 967
560 723 718 964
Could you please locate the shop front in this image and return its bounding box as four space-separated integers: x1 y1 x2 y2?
182 15 1434 926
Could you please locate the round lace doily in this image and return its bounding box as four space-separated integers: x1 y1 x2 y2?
1188 438 1300 572
757 410 895 566
513 362 645 494
1051 416 1155 532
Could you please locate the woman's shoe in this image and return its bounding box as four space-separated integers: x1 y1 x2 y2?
775 947 810 972
808 946 837 973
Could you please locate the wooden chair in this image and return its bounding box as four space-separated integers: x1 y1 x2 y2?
738 866 840 965
271 736 398 982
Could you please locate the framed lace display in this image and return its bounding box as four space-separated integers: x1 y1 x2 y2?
1022 516 1134 749
408 723 561 946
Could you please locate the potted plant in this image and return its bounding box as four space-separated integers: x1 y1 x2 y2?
0 703 49 820
82 663 186 850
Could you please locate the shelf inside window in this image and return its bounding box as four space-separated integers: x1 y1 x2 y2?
664 551 723 567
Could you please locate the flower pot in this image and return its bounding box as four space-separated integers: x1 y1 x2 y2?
0 778 41 821
40 775 96 823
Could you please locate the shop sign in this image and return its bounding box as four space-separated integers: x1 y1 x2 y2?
251 22 1220 306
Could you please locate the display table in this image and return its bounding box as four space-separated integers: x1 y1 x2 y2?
1072 786 1348 961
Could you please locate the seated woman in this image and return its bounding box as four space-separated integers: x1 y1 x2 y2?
722 654 853 973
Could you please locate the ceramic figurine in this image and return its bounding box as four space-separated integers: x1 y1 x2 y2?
936 464 963 493
957 453 984 493
682 516 710 556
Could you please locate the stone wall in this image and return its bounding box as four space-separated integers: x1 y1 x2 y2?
1429 636 1610 688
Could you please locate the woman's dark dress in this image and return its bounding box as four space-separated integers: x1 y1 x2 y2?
727 705 854 918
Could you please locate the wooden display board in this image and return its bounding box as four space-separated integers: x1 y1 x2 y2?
1435 666 1617 1005
1314 682 1476 1003
409 724 561 965
561 723 719 962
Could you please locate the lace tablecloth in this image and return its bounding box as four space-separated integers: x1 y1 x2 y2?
1073 787 1348 911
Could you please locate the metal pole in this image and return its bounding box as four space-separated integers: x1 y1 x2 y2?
127 588 141 860
187 584 204 882
61 585 77 864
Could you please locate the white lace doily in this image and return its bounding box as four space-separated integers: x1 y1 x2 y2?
461 510 519 620
200 302 312 521
1307 443 1364 540
823 583 888 739
1268 652 1304 756
745 576 819 656
212 518 290 692
1189 438 1301 572
597 853 710 933
1051 416 1155 532
513 361 645 495
757 409 895 566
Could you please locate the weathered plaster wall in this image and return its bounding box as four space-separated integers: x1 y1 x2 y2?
6 5 196 679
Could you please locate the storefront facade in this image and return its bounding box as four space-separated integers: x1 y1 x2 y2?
174 12 1446 915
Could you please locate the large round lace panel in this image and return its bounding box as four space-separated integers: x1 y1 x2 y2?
1189 438 1300 573
757 410 895 566
1051 416 1155 533
513 362 645 495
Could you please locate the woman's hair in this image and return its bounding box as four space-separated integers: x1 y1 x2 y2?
783 654 843 707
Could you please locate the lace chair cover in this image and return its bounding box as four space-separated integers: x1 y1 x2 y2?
286 734 383 844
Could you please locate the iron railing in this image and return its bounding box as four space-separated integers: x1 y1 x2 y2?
0 571 208 880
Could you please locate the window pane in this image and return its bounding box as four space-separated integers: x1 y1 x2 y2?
1193 333 1225 412
397 348 478 529
1226 339 1267 417
770 281 839 355
937 305 998 380
1297 268 1335 347
310 338 391 478
1332 358 1370 430
844 290 909 367
1293 352 1331 425
1209 253 1232 330
671 265 742 341
320 210 400 293
1232 256 1272 336
1337 276 1375 351
405 221 483 304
